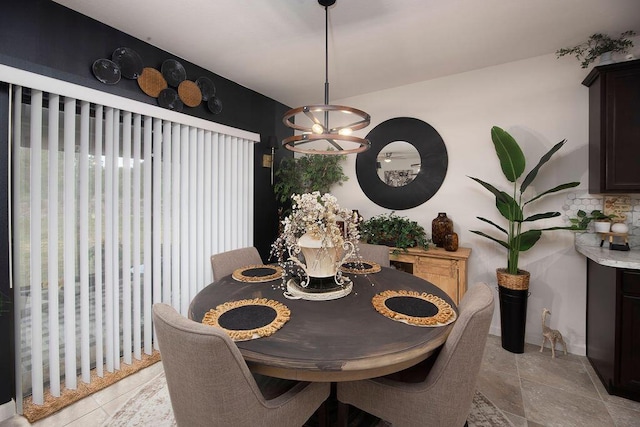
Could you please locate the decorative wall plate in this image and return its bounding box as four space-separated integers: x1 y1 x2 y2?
196 76 216 101
207 96 223 114
157 88 183 112
92 58 121 85
161 59 187 87
201 298 290 341
137 67 167 98
372 290 456 327
112 47 144 79
177 80 202 107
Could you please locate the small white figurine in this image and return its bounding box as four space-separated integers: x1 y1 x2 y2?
541 308 567 358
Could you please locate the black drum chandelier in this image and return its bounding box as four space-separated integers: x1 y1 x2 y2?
282 0 371 155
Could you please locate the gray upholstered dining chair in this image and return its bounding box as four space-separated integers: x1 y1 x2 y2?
210 246 263 281
356 242 391 267
153 303 330 427
337 282 494 427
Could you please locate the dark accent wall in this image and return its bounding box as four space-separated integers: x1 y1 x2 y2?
0 83 13 406
0 0 292 406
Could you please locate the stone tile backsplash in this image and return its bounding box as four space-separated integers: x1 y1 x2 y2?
562 193 640 248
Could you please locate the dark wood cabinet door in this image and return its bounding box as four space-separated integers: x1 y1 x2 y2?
584 60 640 193
586 260 617 387
620 270 640 394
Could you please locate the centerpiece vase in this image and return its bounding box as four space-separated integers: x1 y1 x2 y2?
288 232 354 290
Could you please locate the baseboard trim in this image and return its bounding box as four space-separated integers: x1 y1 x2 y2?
0 399 16 422
488 327 586 356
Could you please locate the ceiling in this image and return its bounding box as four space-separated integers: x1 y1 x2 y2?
53 0 639 107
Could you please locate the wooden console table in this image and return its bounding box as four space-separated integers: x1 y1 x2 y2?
389 246 471 304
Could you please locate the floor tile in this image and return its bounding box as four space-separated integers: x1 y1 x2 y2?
476 367 525 418
0 416 31 427
516 351 599 400
91 362 163 406
482 335 519 377
100 386 143 417
502 411 527 427
30 394 100 427
65 408 108 427
520 378 615 427
604 402 640 427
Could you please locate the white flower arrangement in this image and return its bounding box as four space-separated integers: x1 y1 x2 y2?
270 192 361 264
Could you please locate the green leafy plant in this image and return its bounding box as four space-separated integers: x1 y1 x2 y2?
273 152 348 204
556 31 636 68
469 126 580 275
360 212 429 251
568 209 617 230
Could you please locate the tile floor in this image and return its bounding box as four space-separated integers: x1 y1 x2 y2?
1 334 639 426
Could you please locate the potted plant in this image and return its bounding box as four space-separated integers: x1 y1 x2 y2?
359 212 429 252
556 31 636 68
469 126 580 353
274 152 348 205
568 209 617 231
590 210 618 233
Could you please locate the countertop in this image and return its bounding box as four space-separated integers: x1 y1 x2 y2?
575 244 640 270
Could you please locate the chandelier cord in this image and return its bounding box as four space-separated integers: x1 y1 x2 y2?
323 4 329 127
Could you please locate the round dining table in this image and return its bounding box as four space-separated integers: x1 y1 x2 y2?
188 266 457 382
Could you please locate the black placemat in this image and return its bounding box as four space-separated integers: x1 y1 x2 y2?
372 290 456 327
202 298 290 341
232 265 283 283
340 260 381 274
218 305 277 331
384 296 439 318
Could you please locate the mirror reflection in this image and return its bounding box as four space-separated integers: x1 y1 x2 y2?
376 141 421 187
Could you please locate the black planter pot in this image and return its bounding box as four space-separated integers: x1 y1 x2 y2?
498 285 529 353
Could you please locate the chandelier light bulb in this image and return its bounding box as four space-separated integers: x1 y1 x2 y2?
312 123 325 134
338 128 352 136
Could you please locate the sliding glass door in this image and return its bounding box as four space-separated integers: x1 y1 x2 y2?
7 75 256 409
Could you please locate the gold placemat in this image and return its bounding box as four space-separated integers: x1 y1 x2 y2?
202 298 290 341
340 260 382 274
137 67 168 98
232 264 284 283
178 80 202 107
372 290 456 327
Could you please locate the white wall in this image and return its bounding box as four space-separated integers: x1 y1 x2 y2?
330 53 593 355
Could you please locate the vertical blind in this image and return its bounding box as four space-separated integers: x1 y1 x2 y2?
10 82 256 407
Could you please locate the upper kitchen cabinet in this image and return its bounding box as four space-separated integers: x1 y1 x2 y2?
583 60 640 193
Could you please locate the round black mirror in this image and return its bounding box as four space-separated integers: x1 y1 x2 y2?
356 117 448 210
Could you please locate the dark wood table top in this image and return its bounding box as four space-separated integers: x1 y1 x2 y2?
189 267 457 382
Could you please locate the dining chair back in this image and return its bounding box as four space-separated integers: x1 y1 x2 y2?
153 303 330 427
356 243 391 267
337 282 494 427
210 246 262 281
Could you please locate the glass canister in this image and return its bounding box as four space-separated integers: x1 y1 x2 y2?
444 232 459 252
432 212 453 248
